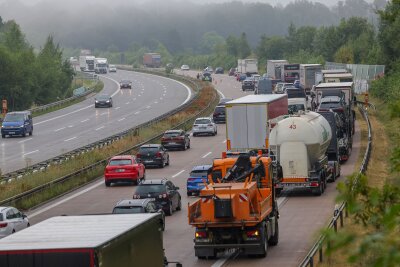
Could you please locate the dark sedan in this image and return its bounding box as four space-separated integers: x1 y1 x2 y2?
120 80 132 89
137 144 170 168
95 94 113 108
161 130 190 150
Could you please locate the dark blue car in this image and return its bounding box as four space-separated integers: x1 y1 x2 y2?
186 165 212 196
1 111 33 138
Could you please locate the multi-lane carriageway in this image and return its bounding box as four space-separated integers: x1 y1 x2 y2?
0 70 191 174
25 70 360 266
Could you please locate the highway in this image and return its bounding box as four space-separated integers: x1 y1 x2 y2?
0 70 191 174
26 71 361 266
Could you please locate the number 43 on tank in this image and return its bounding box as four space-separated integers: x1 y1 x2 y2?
289 123 297 129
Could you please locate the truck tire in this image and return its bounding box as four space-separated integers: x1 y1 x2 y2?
258 227 268 258
312 181 323 196
275 188 283 196
268 217 279 246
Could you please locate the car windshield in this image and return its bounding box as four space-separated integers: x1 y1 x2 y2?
139 147 159 153
136 184 165 194
97 95 110 100
319 102 341 109
121 80 130 83
109 159 132 166
113 206 144 214
195 119 211 124
4 114 24 122
190 170 208 178
164 132 181 137
214 106 225 113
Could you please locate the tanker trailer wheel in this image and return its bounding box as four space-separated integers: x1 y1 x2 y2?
312 175 323 196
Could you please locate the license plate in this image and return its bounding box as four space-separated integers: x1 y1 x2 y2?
283 183 308 187
200 127 206 129
9 132 15 134
198 183 205 186
116 169 125 172
145 160 153 163
169 142 177 145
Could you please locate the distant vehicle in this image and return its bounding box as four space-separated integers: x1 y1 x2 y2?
266 59 288 80
120 80 132 89
180 65 190 71
317 96 346 112
293 79 301 88
137 144 170 168
300 64 323 94
242 77 255 91
237 59 258 74
288 98 308 114
143 53 161 68
109 64 117 72
79 55 95 72
94 58 108 74
213 105 226 123
0 206 30 238
186 165 212 196
237 73 247 82
133 178 181 216
112 199 165 230
161 130 190 150
285 87 307 99
255 78 272 94
252 74 261 88
275 82 293 94
95 94 113 108
215 67 224 74
104 155 145 187
202 72 212 82
1 111 33 138
282 63 300 83
204 66 214 73
228 68 236 76
192 117 217 136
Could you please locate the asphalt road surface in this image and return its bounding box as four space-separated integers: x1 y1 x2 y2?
0 70 191 174
26 70 361 267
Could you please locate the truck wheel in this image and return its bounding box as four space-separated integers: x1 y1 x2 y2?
275 188 283 196
258 228 268 258
313 182 323 196
268 217 279 246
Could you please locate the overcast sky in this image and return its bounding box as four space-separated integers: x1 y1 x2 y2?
0 0 375 7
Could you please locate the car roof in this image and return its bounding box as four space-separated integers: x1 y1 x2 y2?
195 117 211 120
115 199 152 207
0 207 11 212
140 178 169 185
7 111 30 115
140 144 161 148
110 155 133 160
191 165 212 171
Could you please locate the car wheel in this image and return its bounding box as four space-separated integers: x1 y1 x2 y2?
1 134 5 138
27 223 30 227
166 202 173 216
142 171 146 182
166 156 170 166
159 162 164 168
193 133 197 137
187 192 192 196
105 181 111 187
187 141 190 149
29 130 33 136
182 144 186 151
176 198 182 211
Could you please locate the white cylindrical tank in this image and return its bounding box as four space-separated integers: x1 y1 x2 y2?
269 111 332 166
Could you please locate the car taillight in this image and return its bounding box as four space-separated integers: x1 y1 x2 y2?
133 194 140 199
246 230 259 237
158 193 167 199
177 136 184 140
188 178 196 181
0 223 8 228
193 124 198 127
156 152 162 158
310 182 319 187
207 124 213 127
195 231 207 238
161 137 166 141
136 153 141 158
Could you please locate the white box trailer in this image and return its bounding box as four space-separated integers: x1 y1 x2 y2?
0 214 169 267
237 59 258 74
225 94 288 152
266 60 288 80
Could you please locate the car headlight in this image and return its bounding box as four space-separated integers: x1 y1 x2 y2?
95 100 99 103
106 100 110 102
20 125 24 128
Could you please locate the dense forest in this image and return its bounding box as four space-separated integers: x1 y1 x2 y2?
0 19 74 110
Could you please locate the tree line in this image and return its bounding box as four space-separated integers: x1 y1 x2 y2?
0 18 74 111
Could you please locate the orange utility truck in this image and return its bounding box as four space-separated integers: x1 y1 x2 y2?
188 154 282 259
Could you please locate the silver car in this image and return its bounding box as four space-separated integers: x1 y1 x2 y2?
0 207 30 238
192 117 217 136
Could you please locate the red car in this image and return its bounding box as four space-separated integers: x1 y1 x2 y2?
104 155 145 187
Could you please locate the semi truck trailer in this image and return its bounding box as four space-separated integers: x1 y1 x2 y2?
143 53 161 68
237 59 258 74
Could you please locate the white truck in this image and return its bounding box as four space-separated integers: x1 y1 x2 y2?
269 111 333 196
237 59 258 74
225 94 288 153
266 60 288 80
79 55 95 72
299 64 323 94
0 214 184 267
94 57 108 74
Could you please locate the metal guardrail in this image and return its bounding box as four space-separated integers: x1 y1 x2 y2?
0 73 218 206
299 101 373 267
29 72 99 114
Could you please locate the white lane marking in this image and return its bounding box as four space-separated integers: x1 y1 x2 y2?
154 101 158 104
68 125 74 128
172 170 185 178
18 138 33 143
118 118 126 122
54 127 66 132
100 112 108 116
100 75 121 98
64 137 77 142
35 105 92 125
222 140 227 144
95 126 105 131
160 97 163 100
125 102 130 105
216 88 225 99
28 180 104 218
114 107 120 110
134 111 140 115
81 119 89 123
132 98 136 101
146 105 151 109
202 152 212 158
23 149 39 156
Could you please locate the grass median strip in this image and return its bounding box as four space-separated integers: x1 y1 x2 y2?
0 80 218 211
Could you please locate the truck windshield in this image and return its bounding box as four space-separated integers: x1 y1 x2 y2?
4 114 24 122
288 104 306 114
113 206 144 214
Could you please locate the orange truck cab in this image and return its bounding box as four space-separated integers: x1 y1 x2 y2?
188 154 281 259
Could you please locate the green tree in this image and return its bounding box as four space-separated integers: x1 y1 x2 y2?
200 32 225 54
238 32 251 58
334 45 355 63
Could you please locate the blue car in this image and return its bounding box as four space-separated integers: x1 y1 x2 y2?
1 111 33 138
186 165 212 196
293 79 301 88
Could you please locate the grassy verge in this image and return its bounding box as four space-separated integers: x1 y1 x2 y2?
1 82 218 210
318 97 391 266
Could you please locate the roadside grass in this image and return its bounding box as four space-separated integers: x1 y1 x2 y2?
317 97 391 266
0 82 218 211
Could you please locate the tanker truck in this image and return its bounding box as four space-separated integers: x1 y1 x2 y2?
188 154 281 259
269 111 333 196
